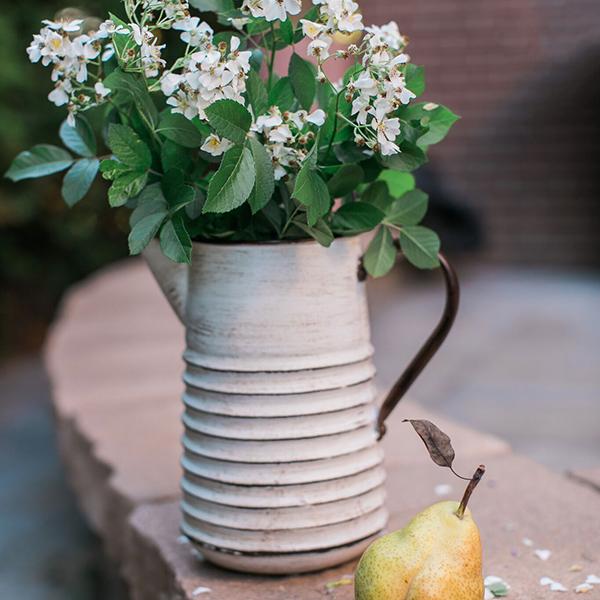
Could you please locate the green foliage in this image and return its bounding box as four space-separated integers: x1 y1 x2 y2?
61 158 100 207
247 137 275 214
204 145 255 213
59 117 96 158
157 112 204 148
399 226 441 269
3 0 459 286
5 145 73 181
364 227 396 277
289 53 316 110
205 99 252 145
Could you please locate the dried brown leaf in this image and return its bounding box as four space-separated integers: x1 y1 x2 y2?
404 419 456 469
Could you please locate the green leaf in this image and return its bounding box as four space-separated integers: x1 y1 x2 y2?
399 226 441 269
361 181 392 211
103 68 158 128
129 212 167 255
61 158 100 206
417 106 460 148
205 99 252 145
157 112 204 148
331 202 384 235
363 226 397 277
107 123 152 170
279 17 294 45
382 142 427 172
130 183 168 226
327 164 364 198
189 0 233 11
293 167 330 226
269 77 295 111
59 117 96 157
203 145 255 213
99 159 129 180
293 219 334 247
289 53 316 110
405 64 425 97
385 189 428 226
159 213 192 263
108 170 148 207
161 169 195 211
5 145 73 182
247 137 275 214
377 171 415 198
246 69 269 117
161 140 192 172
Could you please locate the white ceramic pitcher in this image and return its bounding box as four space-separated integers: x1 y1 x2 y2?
143 236 458 574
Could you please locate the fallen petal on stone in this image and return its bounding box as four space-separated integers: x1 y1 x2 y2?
522 537 533 547
575 583 594 593
192 587 211 596
534 549 552 561
434 483 452 496
586 574 600 585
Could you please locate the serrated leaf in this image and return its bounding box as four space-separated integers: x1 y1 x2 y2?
108 170 148 207
130 183 168 227
5 145 73 182
247 137 274 213
103 68 158 128
377 170 415 197
161 140 193 172
403 419 455 469
327 164 364 198
203 145 255 213
159 213 192 263
363 226 396 277
289 53 316 110
417 106 460 148
386 189 428 226
246 69 269 117
293 219 333 247
361 180 392 211
293 167 330 226
157 112 204 148
61 158 99 206
268 77 294 111
107 123 152 170
161 169 195 211
129 212 167 255
383 142 428 172
205 99 252 145
59 117 96 157
331 202 384 235
399 225 441 269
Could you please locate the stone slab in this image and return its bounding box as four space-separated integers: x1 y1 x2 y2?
128 454 600 599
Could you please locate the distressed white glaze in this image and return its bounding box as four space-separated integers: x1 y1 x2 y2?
143 237 386 574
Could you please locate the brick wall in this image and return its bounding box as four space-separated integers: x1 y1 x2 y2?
363 0 600 266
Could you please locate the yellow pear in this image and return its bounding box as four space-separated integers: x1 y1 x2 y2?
355 467 485 600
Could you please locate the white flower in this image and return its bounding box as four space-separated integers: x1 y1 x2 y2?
167 90 198 119
307 108 326 126
365 21 406 50
201 133 233 156
268 123 294 143
351 95 371 124
160 72 183 95
264 0 302 22
307 37 332 60
229 17 251 30
354 73 378 96
242 0 264 18
173 17 213 46
254 108 283 132
372 115 400 155
42 18 83 33
48 79 73 106
300 19 326 39
94 81 111 99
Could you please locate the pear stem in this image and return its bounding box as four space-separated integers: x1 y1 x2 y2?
456 465 486 519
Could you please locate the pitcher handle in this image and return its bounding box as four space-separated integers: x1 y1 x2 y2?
371 252 460 440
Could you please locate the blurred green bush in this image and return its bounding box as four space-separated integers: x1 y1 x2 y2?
0 1 129 358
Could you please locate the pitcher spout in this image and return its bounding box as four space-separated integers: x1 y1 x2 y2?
142 239 188 324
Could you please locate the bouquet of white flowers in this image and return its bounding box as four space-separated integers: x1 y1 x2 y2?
5 0 458 274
